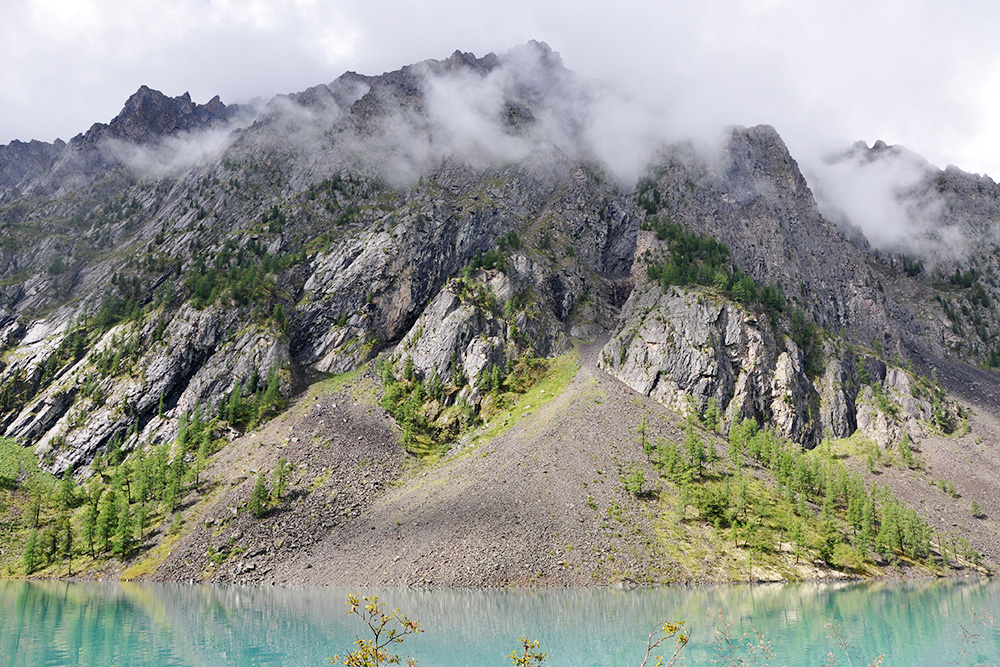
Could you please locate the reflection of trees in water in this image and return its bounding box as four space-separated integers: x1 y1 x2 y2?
0 581 342 666
1 579 998 666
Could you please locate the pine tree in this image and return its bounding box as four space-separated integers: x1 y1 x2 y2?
96 489 118 554
23 529 39 574
132 447 150 505
248 473 269 518
260 368 284 418
225 380 244 426
135 500 148 543
162 474 179 514
42 526 58 564
27 485 43 529
114 502 134 558
177 412 189 448
150 443 170 501
729 473 749 530
875 502 901 562
59 468 77 510
81 493 98 558
162 450 187 513
58 513 73 574
817 520 841 565
821 487 835 520
189 406 204 450
271 458 290 502
789 520 806 564
491 365 503 393
116 460 133 504
971 500 984 518
107 434 124 466
271 303 287 331
858 497 876 555
684 425 706 479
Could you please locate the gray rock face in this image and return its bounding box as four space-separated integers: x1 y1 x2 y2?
645 127 896 349
1 302 288 475
600 277 959 448
395 282 512 397
0 139 65 199
600 282 815 442
0 44 984 476
90 86 238 145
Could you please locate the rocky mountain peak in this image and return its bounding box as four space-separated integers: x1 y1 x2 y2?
78 85 236 145
0 138 67 197
440 49 500 74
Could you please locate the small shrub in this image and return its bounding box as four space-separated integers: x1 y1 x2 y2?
623 466 647 498
509 637 547 666
330 593 422 667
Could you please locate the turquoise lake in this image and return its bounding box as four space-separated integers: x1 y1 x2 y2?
3 578 999 666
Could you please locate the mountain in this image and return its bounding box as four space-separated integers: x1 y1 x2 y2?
1 42 998 585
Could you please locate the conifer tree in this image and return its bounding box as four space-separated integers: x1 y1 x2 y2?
81 492 98 558
248 473 269 518
272 458 290 502
23 529 39 574
96 489 118 554
59 468 77 510
684 425 706 479
260 368 284 417
135 500 149 543
114 502 134 558
57 512 73 573
789 520 806 564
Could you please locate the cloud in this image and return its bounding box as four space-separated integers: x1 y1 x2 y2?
803 141 966 263
98 121 246 179
242 43 679 188
2 0 1000 266
2 0 1000 185
422 68 533 166
0 0 361 144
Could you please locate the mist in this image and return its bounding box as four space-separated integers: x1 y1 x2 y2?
54 38 986 269
94 100 262 179
100 125 238 178
803 141 967 263
236 42 704 191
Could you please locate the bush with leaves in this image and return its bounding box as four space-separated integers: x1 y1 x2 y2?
330 593 422 667
639 621 688 667
509 637 547 666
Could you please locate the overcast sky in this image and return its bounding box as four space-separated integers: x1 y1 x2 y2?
2 0 999 178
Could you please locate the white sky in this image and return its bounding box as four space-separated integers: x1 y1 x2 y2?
2 0 999 178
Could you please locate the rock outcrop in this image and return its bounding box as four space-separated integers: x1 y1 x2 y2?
599 278 958 448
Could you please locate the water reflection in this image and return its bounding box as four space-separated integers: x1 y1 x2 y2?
2 578 998 666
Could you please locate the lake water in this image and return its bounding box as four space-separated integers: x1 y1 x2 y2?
2 578 999 666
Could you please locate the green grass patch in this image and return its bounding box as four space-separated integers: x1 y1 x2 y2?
0 438 40 489
313 367 363 395
120 533 181 580
467 349 581 447
301 365 379 411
